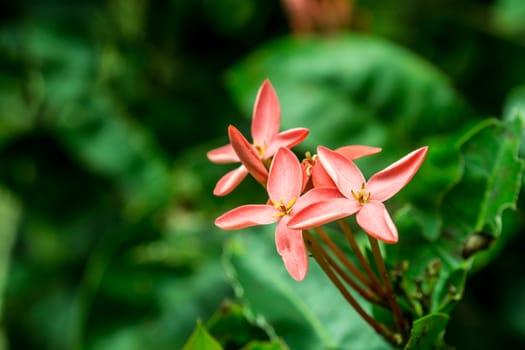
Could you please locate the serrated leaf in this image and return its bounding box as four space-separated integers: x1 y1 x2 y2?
182 320 223 350
404 313 449 350
224 228 390 350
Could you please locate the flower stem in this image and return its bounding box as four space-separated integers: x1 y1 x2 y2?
368 236 409 337
313 226 373 291
304 231 402 346
338 220 384 295
312 229 385 306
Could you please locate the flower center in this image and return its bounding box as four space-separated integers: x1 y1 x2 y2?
351 183 370 205
253 142 267 158
302 151 317 176
272 197 297 217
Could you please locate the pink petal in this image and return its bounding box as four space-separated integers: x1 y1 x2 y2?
311 161 336 188
301 161 312 191
213 166 249 196
267 147 303 202
228 125 269 185
367 146 428 202
275 218 308 281
207 144 240 164
293 187 343 212
317 146 366 199
215 204 278 230
287 198 360 230
251 79 281 146
265 128 310 157
336 145 382 160
356 201 398 243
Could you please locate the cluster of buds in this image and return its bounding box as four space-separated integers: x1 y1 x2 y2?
208 79 428 282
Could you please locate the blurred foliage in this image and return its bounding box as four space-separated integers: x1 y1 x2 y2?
1 0 525 349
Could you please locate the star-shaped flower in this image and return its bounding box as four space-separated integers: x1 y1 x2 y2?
215 147 341 280
289 146 428 243
207 79 309 196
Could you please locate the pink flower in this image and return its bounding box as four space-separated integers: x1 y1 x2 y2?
207 79 309 196
215 147 341 281
302 145 382 190
289 146 428 243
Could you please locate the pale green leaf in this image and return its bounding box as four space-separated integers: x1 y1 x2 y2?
182 320 223 350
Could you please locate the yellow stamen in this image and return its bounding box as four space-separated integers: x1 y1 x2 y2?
351 183 370 205
253 141 267 158
302 151 317 177
271 197 297 217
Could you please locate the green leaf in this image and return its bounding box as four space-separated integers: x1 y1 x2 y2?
226 34 470 153
224 228 390 350
182 320 223 350
441 117 524 240
504 85 525 121
206 300 271 347
504 84 525 157
387 116 523 322
404 313 449 350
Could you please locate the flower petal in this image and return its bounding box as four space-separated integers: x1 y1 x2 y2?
267 147 303 202
251 79 281 146
288 197 360 230
317 146 366 198
265 128 310 157
228 125 268 184
335 145 382 160
213 166 249 196
301 161 313 192
215 204 278 230
311 160 336 188
294 187 343 212
275 218 308 281
356 201 398 243
367 146 428 202
207 144 240 164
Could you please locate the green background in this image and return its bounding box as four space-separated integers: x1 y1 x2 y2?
1 0 525 349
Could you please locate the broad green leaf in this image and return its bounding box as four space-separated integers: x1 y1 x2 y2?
441 117 524 240
182 320 223 350
226 34 470 153
224 228 390 350
404 313 449 350
387 117 523 321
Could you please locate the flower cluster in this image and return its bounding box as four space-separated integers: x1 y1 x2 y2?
208 79 427 281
